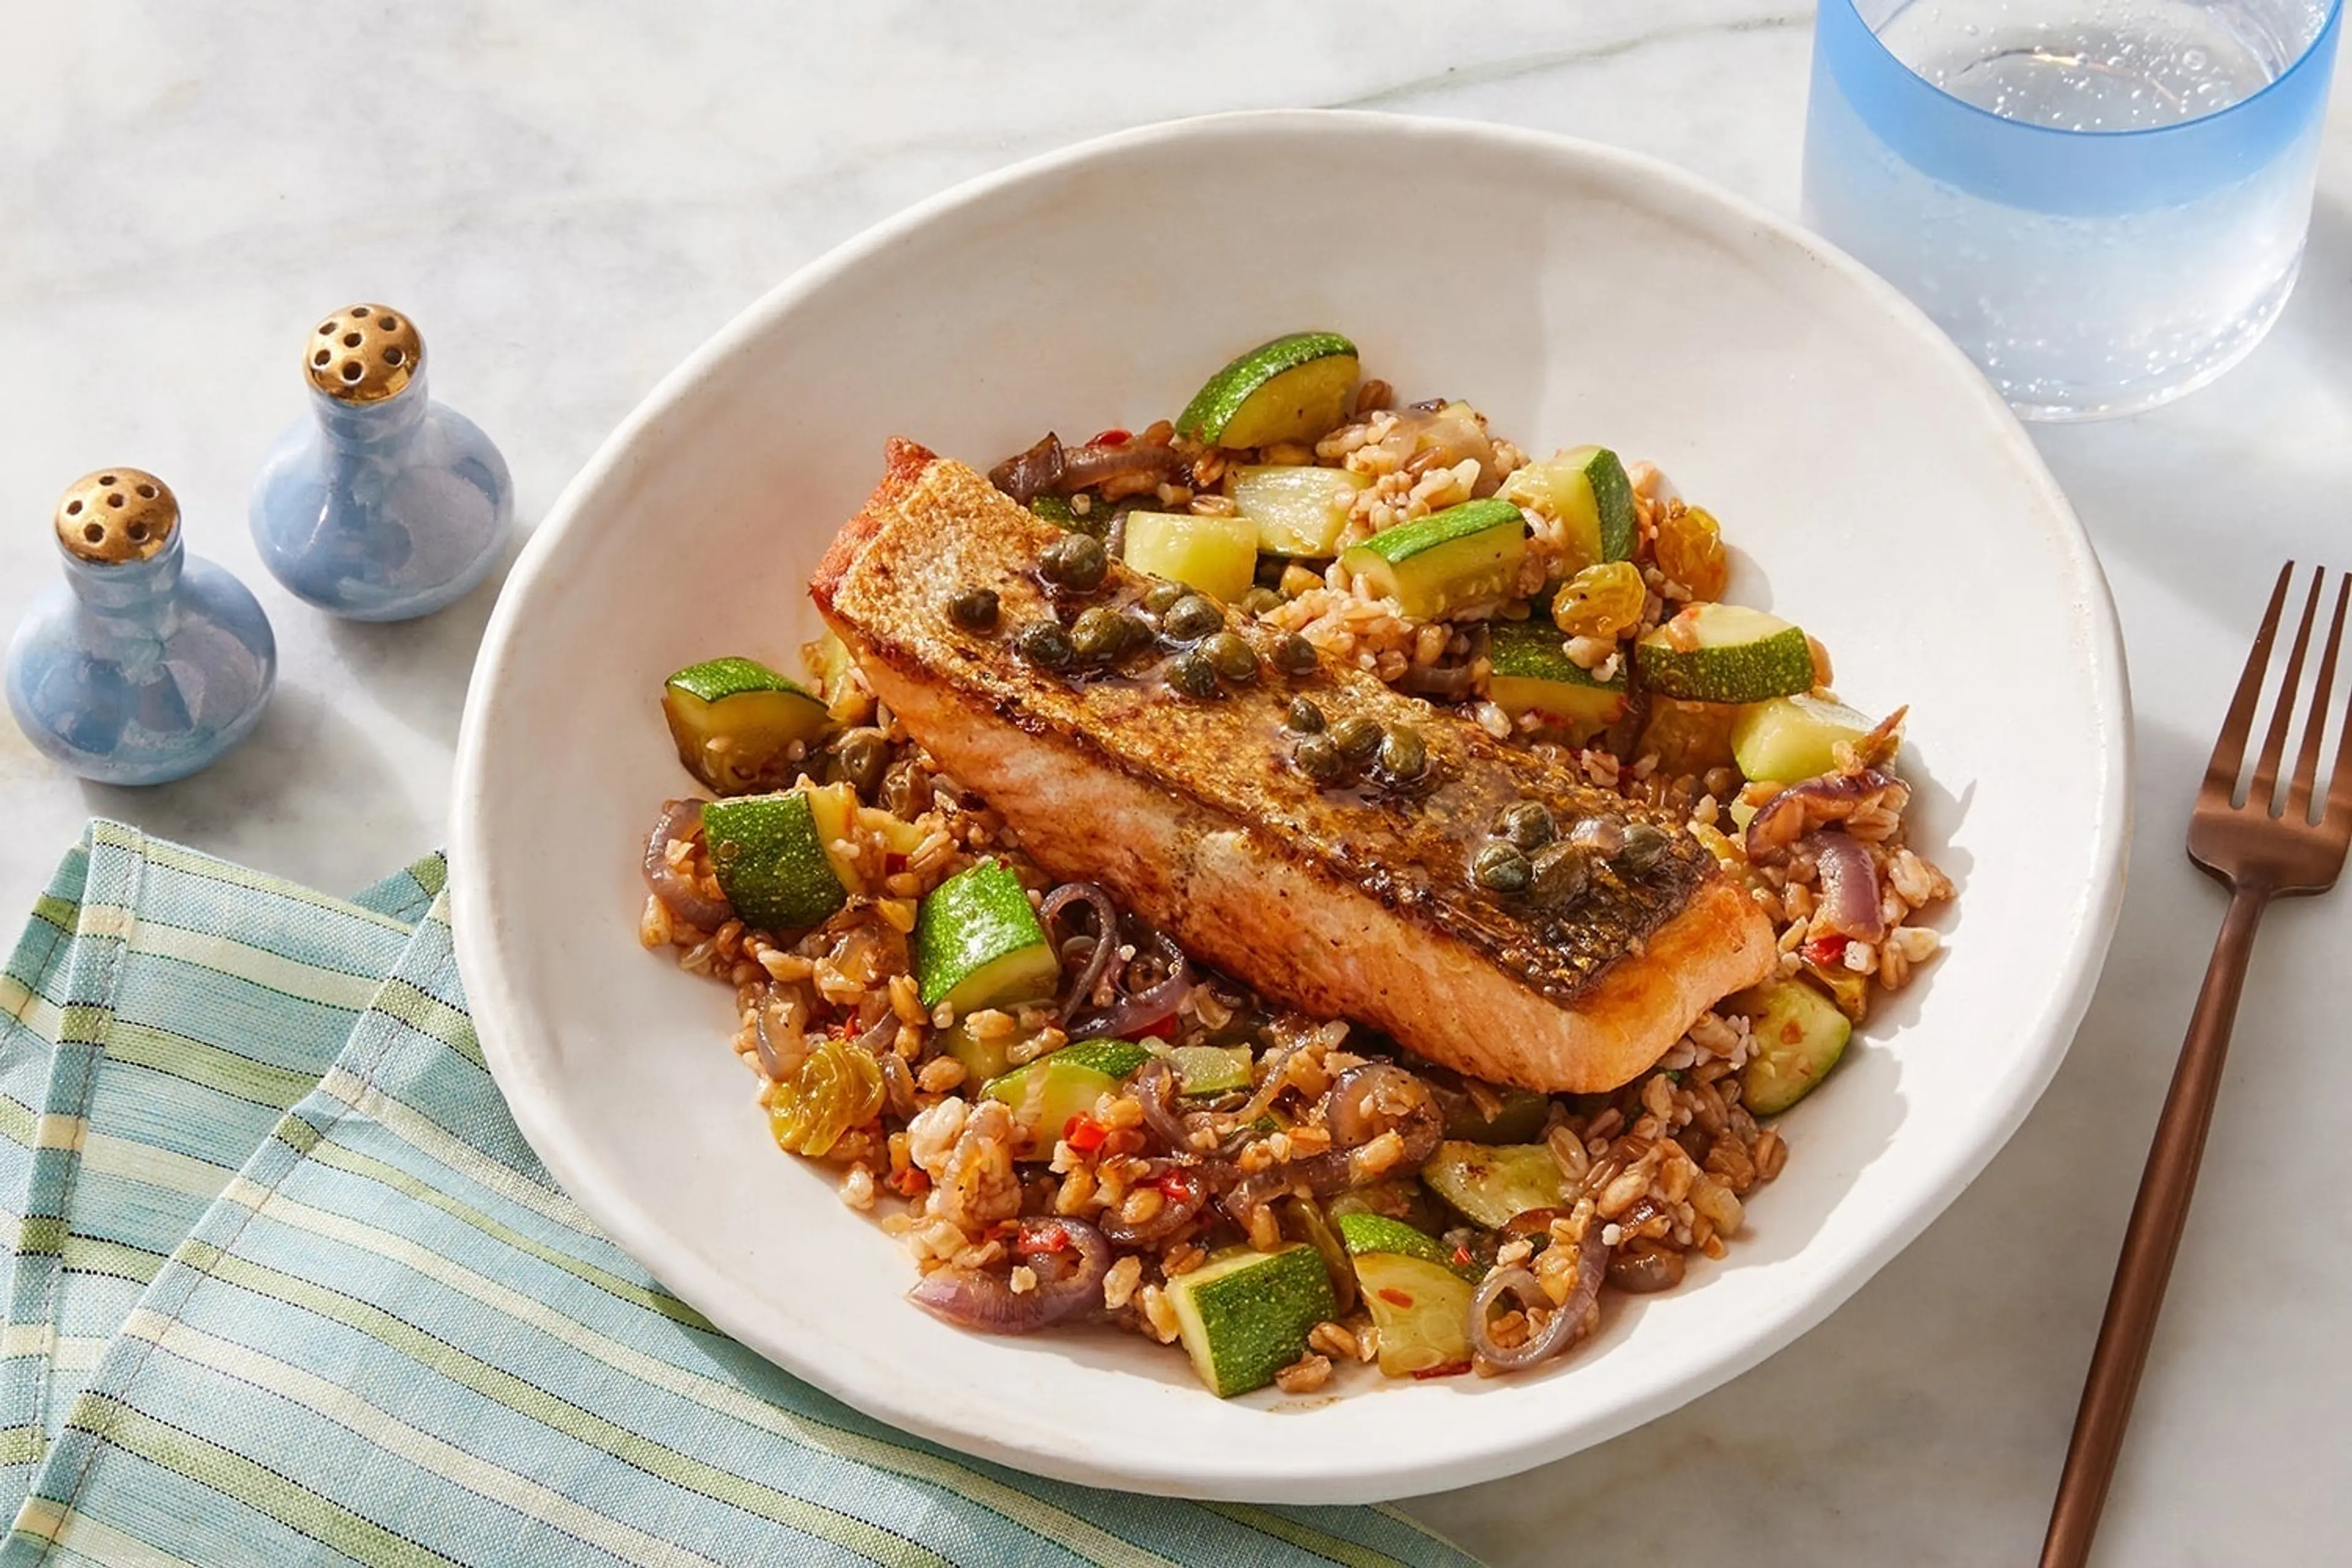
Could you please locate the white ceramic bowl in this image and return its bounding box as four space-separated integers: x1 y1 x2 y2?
452 111 2128 1503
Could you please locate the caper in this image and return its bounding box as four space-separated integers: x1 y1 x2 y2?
1166 649 1219 699
946 586 999 630
1496 801 1555 851
1287 696 1325 733
1142 581 1186 616
1202 630 1257 682
1565 816 1626 858
1012 620 1074 669
1330 715 1382 766
1294 733 1348 785
1472 842 1531 894
1242 587 1284 617
1618 821 1673 873
1161 594 1223 642
1039 532 1109 592
1272 632 1319 677
1376 723 1427 780
1529 843 1591 907
836 728 889 799
1071 605 1137 662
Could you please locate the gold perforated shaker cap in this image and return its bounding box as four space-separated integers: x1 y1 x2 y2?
55 469 177 564
306 303 423 402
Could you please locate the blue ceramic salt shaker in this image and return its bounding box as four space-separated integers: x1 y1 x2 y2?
5 469 277 785
249 303 511 620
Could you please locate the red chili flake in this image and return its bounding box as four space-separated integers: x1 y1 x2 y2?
888 1168 929 1198
1155 1170 1198 1206
1128 1015 1179 1042
1411 1361 1473 1381
1063 1115 1109 1155
1801 934 1851 967
1451 1245 1474 1268
1016 1223 1071 1256
1088 427 1131 447
883 852 908 875
1376 1287 1415 1310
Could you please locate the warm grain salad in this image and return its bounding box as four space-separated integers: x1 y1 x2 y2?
637 331 1953 1399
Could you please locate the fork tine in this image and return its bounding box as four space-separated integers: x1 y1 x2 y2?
2249 565 2326 810
2330 575 2352 834
2209 563 2294 799
2288 571 2350 821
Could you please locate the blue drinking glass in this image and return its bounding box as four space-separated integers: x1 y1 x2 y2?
6 469 276 786
1804 0 2342 420
250 304 513 621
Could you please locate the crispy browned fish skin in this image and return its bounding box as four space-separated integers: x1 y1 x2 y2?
812 440 1774 1092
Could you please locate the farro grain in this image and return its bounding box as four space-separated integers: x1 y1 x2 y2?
1139 1284 1181 1343
1275 1354 1333 1394
1102 1254 1142 1311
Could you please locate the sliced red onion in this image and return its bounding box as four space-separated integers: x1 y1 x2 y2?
1322 1064 1444 1169
878 1049 918 1120
906 1217 1110 1335
1212 1041 1301 1136
1270 1065 1444 1197
1057 439 1185 493
1132 1057 1200 1154
1468 1226 1607 1371
1040 882 1121 1026
852 1001 902 1058
1069 930 1191 1041
988 432 1063 503
1098 1165 1204 1247
751 982 812 1082
1807 830 1887 943
1744 767 1909 864
642 799 733 932
1216 1168 1295 1231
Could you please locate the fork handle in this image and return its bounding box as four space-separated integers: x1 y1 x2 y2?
2041 884 2270 1568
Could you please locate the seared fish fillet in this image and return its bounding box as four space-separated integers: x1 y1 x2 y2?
811 440 1774 1093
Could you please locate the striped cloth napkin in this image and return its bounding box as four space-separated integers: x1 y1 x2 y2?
0 822 1482 1567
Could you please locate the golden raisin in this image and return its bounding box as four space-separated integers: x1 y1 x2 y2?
1551 560 1646 638
1654 505 1728 601
770 1038 886 1157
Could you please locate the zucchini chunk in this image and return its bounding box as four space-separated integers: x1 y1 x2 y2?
913 859 1059 1011
1168 1244 1339 1397
1341 499 1526 619
1336 1213 1476 1378
1497 445 1637 571
1121 510 1261 604
982 1039 1152 1157
1731 693 1875 783
1230 464 1369 557
1485 619 1629 743
1732 975 1853 1114
1421 1140 1571 1229
1177 332 1360 450
662 657 830 794
699 789 848 935
1637 602 1817 704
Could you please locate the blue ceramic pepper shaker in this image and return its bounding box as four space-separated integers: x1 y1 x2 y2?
5 469 277 785
249 303 512 620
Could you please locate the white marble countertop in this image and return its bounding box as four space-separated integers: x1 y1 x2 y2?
6 4 2348 1562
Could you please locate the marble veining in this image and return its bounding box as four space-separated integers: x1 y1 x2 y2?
6 4 2351 1562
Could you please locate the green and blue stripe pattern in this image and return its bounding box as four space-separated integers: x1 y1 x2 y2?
0 824 1478 1566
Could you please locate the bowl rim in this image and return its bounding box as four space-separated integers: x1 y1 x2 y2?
451 107 2132 1501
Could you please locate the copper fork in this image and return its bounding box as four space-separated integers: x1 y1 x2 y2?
2041 563 2352 1567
